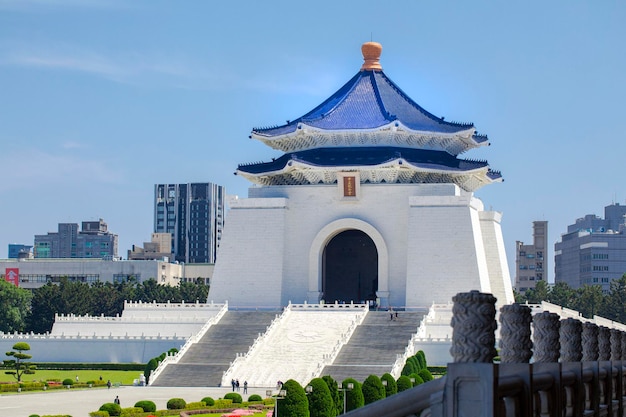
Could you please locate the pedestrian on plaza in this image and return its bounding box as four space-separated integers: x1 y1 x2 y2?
107 380 112 389
114 396 120 406
231 379 236 391
243 380 248 394
236 379 240 391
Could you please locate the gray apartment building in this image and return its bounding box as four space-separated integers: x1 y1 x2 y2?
34 219 118 259
515 221 548 294
555 203 626 292
154 182 225 264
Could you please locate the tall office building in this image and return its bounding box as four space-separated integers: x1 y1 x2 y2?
514 221 548 294
555 203 626 292
154 183 225 264
34 219 118 259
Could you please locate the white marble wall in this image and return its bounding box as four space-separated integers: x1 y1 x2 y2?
210 183 513 309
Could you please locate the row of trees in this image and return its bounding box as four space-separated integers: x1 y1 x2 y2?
280 369 432 417
0 277 209 334
515 274 626 323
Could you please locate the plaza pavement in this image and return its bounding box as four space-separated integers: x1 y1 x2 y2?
0 385 276 417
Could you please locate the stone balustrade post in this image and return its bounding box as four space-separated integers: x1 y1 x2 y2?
610 329 622 361
599 326 611 361
582 322 599 361
532 311 561 363
499 303 532 363
449 290 497 363
621 332 626 360
446 291 498 417
559 318 583 362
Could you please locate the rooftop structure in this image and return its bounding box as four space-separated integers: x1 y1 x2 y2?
515 221 548 294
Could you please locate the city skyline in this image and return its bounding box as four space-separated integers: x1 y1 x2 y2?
2 1 626 283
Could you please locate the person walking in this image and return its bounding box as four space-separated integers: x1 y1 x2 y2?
243 380 248 394
114 396 120 406
107 380 112 389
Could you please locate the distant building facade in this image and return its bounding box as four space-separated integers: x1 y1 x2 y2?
8 244 33 259
128 233 172 261
154 183 225 264
34 219 118 259
0 258 213 290
515 221 548 294
555 203 626 292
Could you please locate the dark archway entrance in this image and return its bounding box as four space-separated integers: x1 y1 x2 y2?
322 230 378 304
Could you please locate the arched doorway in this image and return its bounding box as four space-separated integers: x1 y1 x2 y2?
322 230 378 304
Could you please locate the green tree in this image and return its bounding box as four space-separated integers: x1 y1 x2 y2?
341 378 363 412
603 274 626 323
361 375 385 404
0 279 32 333
396 375 412 392
278 379 309 417
524 280 550 303
321 375 342 416
90 281 125 317
380 373 397 397
306 377 336 417
28 282 62 333
179 281 209 303
573 284 605 319
3 342 35 382
548 282 575 308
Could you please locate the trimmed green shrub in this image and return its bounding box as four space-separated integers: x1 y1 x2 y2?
306 377 334 417
341 378 364 412
322 375 342 416
419 368 434 382
362 375 385 405
28 415 40 417
166 398 186 410
134 400 156 412
248 394 263 402
409 373 424 386
89 412 108 417
62 378 74 386
213 399 233 408
416 350 427 370
99 402 122 416
184 401 206 409
224 392 243 403
381 373 397 397
201 396 215 406
396 375 412 392
280 379 310 417
144 358 158 384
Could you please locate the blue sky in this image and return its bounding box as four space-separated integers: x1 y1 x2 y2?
1 1 625 283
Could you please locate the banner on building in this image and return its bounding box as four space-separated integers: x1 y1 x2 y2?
5 268 19 287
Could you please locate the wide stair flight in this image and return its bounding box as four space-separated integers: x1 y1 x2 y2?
150 311 278 387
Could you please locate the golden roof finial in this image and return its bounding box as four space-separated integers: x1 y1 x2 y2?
360 41 383 71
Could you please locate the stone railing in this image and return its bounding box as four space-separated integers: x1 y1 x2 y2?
345 290 626 417
148 302 228 384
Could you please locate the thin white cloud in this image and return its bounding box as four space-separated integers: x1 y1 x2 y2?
0 39 341 96
0 148 123 192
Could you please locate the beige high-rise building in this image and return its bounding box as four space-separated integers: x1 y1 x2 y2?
515 221 548 294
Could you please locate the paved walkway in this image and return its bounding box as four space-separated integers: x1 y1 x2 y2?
0 385 276 417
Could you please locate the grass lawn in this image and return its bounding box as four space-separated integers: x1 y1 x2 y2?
0 369 141 385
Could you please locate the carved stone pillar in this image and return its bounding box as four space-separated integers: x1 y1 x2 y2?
499 303 532 363
559 318 583 362
532 311 560 363
449 290 497 363
610 329 622 360
582 322 599 361
598 326 611 361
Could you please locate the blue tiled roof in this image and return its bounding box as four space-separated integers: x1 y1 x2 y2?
253 70 475 136
237 146 500 179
